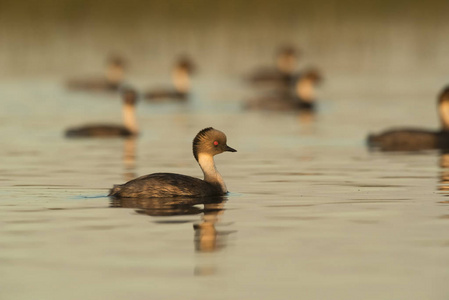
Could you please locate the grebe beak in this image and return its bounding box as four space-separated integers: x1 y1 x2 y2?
225 145 237 152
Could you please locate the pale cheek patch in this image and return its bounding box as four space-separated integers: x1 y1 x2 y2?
296 80 314 102
441 101 449 129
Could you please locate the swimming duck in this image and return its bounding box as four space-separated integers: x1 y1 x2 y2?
248 46 299 87
368 86 449 151
65 88 138 138
144 56 195 102
66 55 126 92
109 128 236 198
244 68 323 111
292 68 323 110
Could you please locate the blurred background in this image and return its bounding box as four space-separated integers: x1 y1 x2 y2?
1 0 448 84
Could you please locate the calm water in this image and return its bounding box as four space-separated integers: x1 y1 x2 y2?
1 76 449 300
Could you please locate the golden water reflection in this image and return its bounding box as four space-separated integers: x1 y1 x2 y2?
194 202 228 252
439 152 449 193
110 195 232 253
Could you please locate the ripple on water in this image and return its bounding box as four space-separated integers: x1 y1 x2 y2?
1 80 449 299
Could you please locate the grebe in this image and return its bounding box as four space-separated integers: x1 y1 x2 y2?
66 55 126 92
65 88 139 138
368 86 449 151
248 46 300 87
144 56 195 101
293 68 323 111
109 128 236 198
244 68 323 111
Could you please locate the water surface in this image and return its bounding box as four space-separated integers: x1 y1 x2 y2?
1 78 449 300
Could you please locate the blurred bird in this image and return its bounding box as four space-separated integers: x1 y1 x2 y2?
66 55 126 92
248 45 300 88
65 87 139 138
144 56 195 102
244 67 323 111
368 85 449 151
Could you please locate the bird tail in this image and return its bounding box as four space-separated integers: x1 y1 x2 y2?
65 129 76 137
108 184 122 197
367 133 379 148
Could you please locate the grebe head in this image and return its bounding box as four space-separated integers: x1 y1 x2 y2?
276 46 299 74
192 128 237 161
106 55 126 84
438 85 449 130
108 55 126 68
301 68 323 84
175 55 196 74
438 85 449 104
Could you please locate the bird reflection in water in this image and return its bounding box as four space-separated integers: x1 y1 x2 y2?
296 110 318 137
110 195 234 253
122 137 137 181
438 151 449 193
298 110 316 125
193 201 227 252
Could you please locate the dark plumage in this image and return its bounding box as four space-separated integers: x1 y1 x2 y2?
367 129 449 151
110 194 225 217
368 86 449 151
248 71 294 87
144 90 187 101
144 56 194 102
65 124 134 138
245 94 308 111
245 68 322 112
65 88 138 138
109 127 237 198
248 46 299 87
297 101 315 110
66 79 120 92
109 173 222 198
66 55 126 93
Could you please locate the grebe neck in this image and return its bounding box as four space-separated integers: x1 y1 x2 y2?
197 153 227 193
123 103 138 133
277 57 295 74
296 78 315 102
172 68 190 93
106 65 124 84
439 100 449 131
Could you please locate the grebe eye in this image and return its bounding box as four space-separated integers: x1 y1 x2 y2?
213 141 219 146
